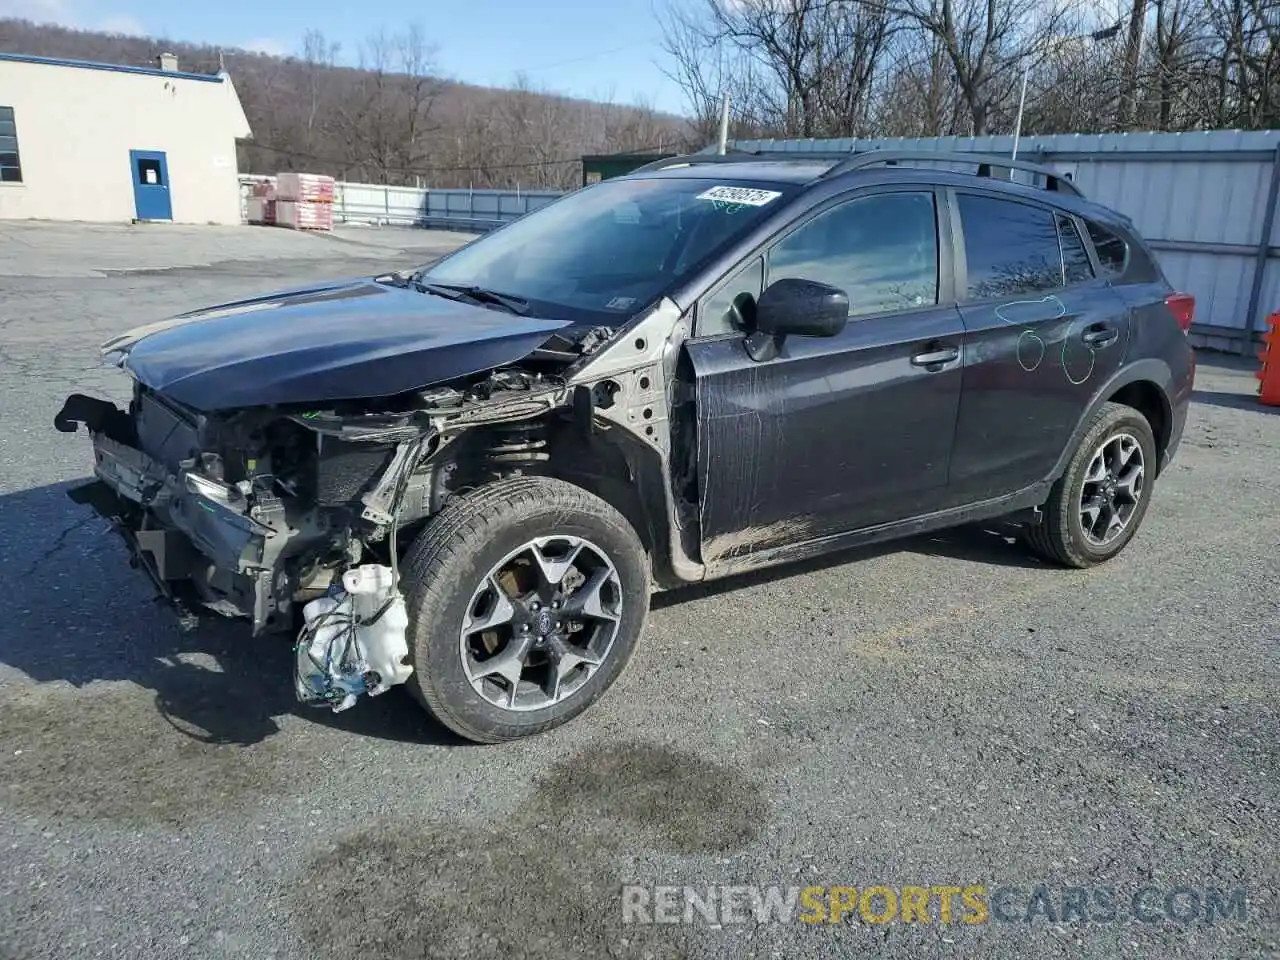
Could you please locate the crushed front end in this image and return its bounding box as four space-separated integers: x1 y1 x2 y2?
55 383 438 635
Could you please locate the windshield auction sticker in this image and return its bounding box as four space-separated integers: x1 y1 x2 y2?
695 186 782 206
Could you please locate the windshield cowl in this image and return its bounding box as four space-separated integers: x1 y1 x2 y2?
416 281 530 316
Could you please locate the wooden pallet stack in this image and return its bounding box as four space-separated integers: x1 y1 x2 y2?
245 179 276 225
274 173 335 231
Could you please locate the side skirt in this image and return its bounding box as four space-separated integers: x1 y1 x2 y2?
701 481 1052 581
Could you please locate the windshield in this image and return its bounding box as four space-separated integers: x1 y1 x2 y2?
417 177 795 324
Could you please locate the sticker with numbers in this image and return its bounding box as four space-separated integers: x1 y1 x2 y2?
695 185 783 206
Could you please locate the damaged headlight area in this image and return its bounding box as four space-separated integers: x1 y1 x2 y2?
53 366 568 709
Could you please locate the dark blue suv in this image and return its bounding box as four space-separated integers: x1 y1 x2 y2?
58 150 1196 742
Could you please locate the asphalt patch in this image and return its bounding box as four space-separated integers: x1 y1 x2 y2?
0 680 286 826
294 741 769 959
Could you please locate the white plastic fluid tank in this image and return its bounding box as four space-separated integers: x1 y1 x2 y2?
342 565 413 695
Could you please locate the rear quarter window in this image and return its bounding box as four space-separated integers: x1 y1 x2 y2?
1084 220 1128 276
1058 215 1095 284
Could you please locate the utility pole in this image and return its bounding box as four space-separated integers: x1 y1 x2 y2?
1014 23 1122 160
1120 0 1149 128
717 93 731 155
1011 66 1029 161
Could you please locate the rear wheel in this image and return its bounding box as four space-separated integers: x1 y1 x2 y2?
1023 402 1157 568
401 476 649 743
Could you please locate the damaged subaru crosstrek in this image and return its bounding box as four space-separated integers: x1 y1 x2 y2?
56 150 1196 742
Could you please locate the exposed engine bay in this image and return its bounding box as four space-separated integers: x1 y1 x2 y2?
55 296 701 711
58 365 578 633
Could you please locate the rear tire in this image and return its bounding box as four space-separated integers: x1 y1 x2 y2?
401 476 650 743
1023 402 1157 568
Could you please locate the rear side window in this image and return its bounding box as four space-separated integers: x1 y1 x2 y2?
1084 220 1128 275
957 194 1062 299
1058 215 1094 284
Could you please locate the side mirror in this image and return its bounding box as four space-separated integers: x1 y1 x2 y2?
745 277 849 362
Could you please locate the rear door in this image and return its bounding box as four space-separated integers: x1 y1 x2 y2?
945 191 1131 503
686 187 967 564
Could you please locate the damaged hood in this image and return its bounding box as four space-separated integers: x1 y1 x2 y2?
102 279 572 411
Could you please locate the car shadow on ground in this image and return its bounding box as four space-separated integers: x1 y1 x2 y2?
3 482 1042 743
0 481 467 749
1191 388 1280 415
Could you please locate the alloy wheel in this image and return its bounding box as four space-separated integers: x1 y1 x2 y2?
458 535 623 711
1079 432 1145 547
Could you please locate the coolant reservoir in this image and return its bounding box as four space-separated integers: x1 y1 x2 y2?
294 564 413 712
341 565 413 695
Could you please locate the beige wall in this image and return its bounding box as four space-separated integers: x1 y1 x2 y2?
0 59 251 224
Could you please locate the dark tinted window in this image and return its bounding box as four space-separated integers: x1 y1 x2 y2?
0 106 20 183
1085 220 1128 275
1058 215 1093 284
957 194 1062 299
769 192 938 316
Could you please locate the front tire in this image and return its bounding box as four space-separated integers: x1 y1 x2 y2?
1023 402 1157 568
401 476 650 743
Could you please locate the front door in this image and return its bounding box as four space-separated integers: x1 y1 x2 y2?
685 189 966 567
130 150 172 221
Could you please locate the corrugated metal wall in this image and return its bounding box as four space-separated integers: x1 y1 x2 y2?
719 131 1280 352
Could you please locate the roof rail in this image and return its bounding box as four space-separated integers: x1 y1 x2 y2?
822 149 1083 197
627 150 854 175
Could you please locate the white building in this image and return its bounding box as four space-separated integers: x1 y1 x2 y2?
0 52 251 225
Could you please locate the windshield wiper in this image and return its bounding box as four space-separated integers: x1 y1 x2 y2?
416 281 529 315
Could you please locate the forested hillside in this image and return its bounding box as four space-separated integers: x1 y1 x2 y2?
0 19 691 189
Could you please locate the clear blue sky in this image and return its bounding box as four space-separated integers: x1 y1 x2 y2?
3 0 688 113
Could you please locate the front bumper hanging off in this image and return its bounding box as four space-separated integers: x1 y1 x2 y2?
57 394 292 633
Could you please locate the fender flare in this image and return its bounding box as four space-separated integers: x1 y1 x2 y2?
1046 358 1174 482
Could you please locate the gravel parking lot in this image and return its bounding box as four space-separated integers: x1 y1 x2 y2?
0 220 1276 960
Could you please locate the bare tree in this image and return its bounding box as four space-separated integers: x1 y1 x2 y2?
396 24 439 183
895 0 1072 136
657 1 773 142
300 29 340 153
871 31 969 136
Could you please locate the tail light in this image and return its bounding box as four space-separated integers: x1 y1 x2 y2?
1165 292 1195 333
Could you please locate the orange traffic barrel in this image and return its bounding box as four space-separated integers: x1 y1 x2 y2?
1259 312 1280 406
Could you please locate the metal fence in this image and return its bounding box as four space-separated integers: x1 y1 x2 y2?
238 177 563 232
332 182 562 231
720 131 1280 353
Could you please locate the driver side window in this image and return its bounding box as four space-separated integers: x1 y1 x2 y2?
769 192 939 317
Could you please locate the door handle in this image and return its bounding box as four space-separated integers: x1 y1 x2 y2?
1081 324 1119 348
911 345 960 368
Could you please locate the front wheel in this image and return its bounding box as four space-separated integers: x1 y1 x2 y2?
1023 402 1158 568
401 476 650 743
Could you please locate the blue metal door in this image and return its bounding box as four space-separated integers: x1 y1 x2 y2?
129 150 172 221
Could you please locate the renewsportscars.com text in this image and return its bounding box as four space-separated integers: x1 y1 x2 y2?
621 884 1248 926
